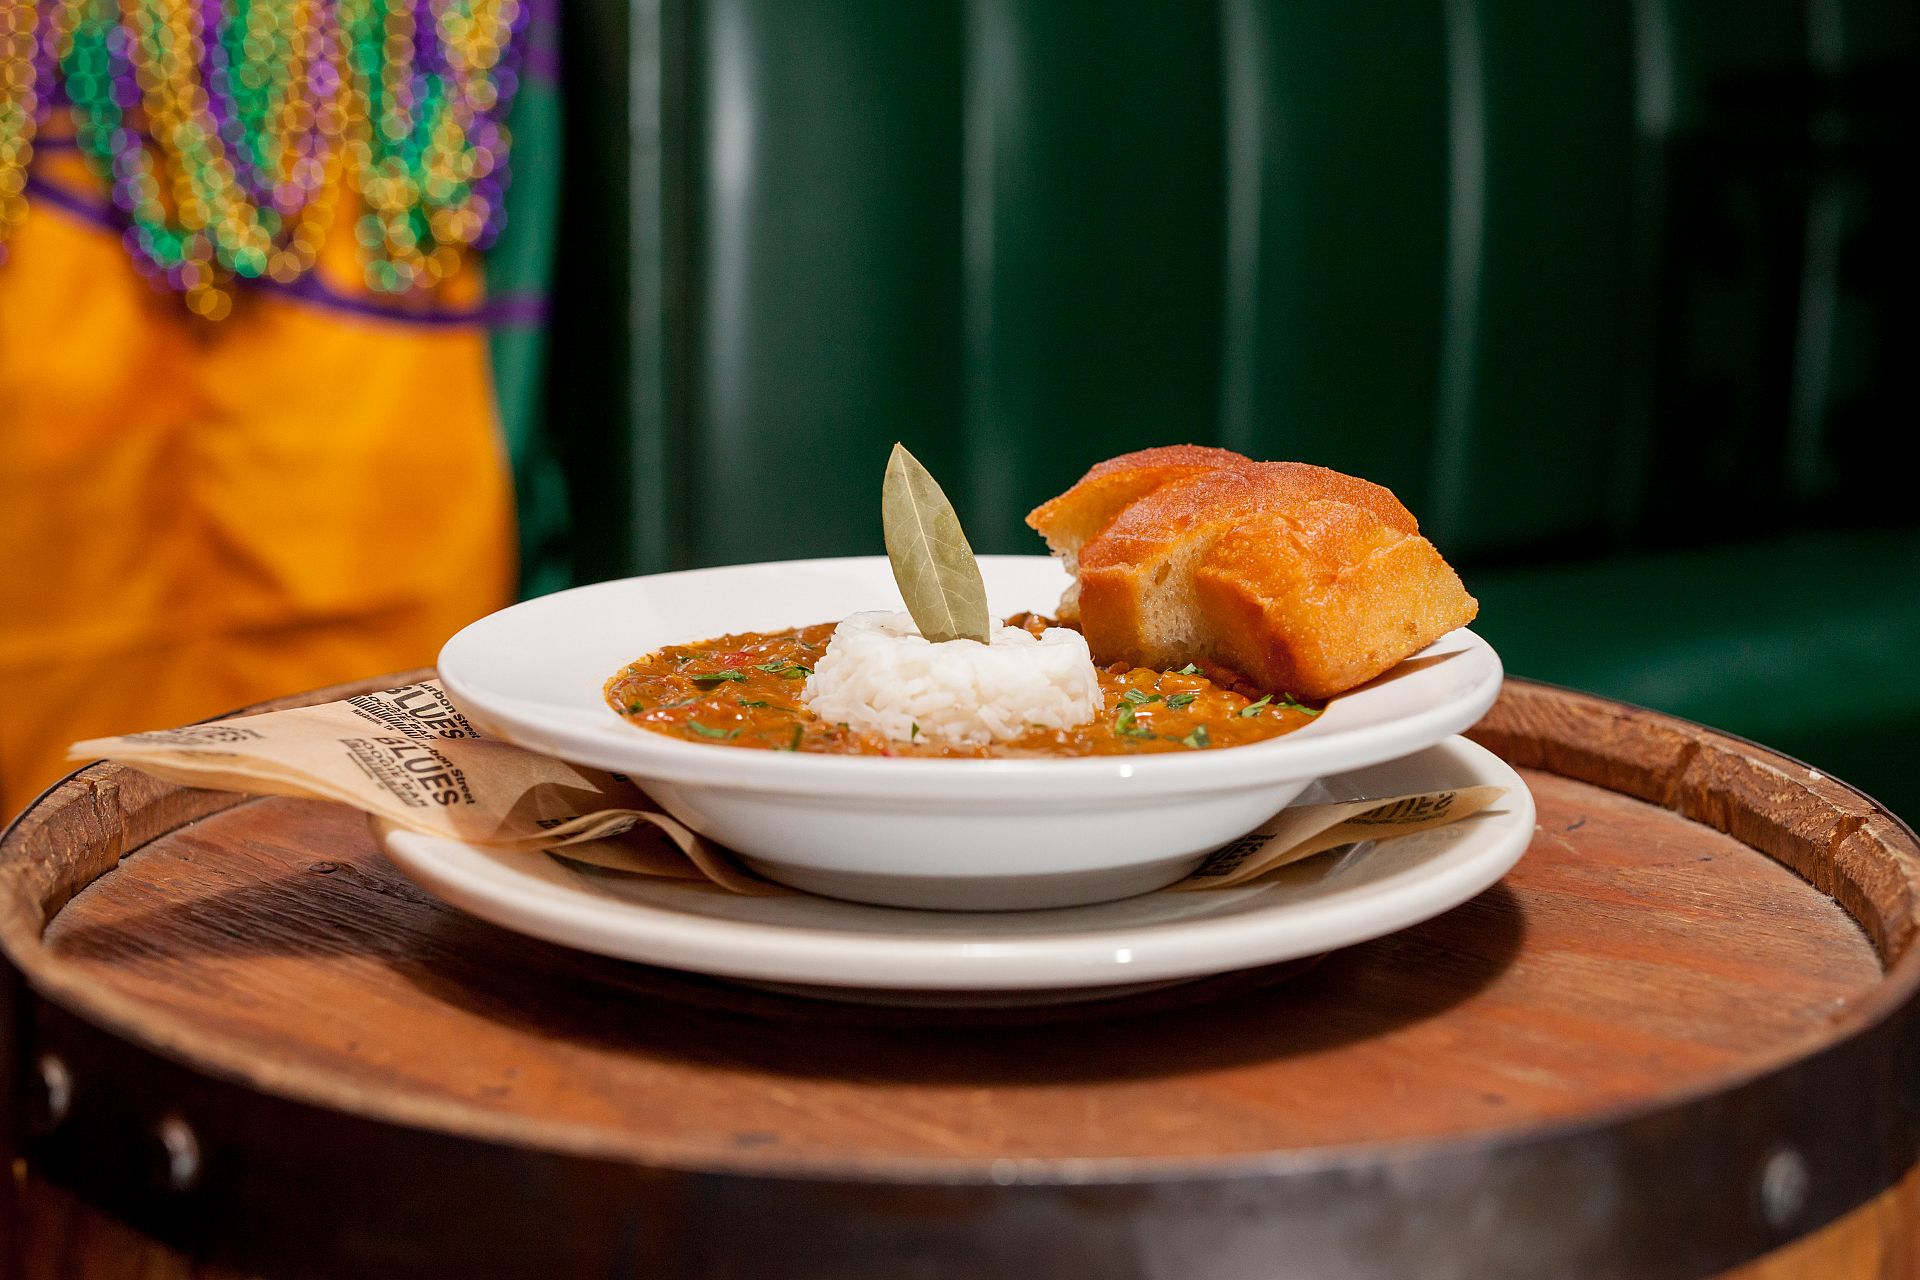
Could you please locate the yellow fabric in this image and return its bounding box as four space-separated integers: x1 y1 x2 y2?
0 150 515 818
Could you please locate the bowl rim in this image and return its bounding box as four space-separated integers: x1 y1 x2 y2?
437 555 1504 801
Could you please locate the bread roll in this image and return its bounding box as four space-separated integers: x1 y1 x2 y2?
1025 449 1477 699
1024 445 1250 620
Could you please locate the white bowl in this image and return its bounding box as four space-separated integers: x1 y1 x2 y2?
437 556 1503 910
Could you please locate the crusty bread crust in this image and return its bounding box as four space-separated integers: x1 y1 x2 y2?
1195 506 1476 697
1024 445 1254 621
1055 444 1255 490
1033 452 1476 699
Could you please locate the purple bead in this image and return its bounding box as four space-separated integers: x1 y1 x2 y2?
32 11 60 119
414 0 445 76
310 57 339 98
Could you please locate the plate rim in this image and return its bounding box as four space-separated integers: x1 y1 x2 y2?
375 735 1535 992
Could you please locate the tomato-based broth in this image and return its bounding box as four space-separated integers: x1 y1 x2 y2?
604 619 1319 757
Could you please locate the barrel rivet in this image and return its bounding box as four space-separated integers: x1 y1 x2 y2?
1760 1147 1810 1229
157 1116 201 1192
36 1054 72 1128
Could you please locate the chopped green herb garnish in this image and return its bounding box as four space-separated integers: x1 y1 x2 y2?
781 664 812 679
1114 704 1155 739
1238 694 1273 718
911 722 921 740
1279 692 1322 717
738 699 770 708
1180 724 1212 749
1175 663 1203 676
624 700 644 714
754 659 789 672
781 723 804 751
686 721 741 740
673 653 697 665
754 659 814 679
691 670 748 685
1119 689 1161 707
1165 692 1198 710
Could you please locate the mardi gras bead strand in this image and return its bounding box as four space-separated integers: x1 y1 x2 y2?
0 0 40 253
15 0 523 307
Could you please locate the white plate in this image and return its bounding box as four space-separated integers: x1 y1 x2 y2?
375 736 1533 1002
437 557 1506 910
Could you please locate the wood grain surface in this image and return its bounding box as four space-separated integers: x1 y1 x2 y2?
26 770 1883 1166
3 675 1917 1279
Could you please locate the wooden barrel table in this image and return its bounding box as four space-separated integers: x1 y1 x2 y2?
2 675 1917 1279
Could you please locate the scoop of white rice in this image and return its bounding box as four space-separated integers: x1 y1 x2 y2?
802 611 1101 746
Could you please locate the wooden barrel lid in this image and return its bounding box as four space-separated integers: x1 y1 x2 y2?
2 676 1917 1279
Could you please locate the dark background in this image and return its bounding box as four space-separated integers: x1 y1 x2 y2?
542 0 1919 816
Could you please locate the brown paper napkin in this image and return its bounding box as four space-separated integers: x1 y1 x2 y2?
70 679 1503 897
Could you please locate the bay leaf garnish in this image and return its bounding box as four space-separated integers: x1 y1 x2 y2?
881 443 991 644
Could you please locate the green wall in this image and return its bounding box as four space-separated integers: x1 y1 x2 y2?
536 0 1920 815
